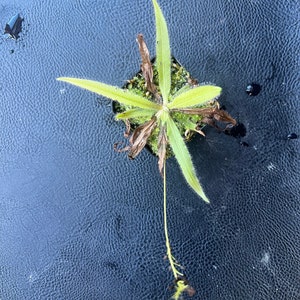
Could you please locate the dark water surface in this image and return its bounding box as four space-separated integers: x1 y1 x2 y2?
0 0 299 299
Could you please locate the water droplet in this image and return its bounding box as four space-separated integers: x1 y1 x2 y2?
287 133 298 139
240 141 249 147
225 122 246 138
246 83 261 96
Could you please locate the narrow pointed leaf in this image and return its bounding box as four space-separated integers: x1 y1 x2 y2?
115 108 155 120
152 0 171 104
57 77 161 110
166 117 209 203
168 85 221 109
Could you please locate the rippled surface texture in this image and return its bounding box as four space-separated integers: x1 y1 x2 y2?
0 0 299 299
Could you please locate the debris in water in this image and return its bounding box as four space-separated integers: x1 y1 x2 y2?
4 13 24 40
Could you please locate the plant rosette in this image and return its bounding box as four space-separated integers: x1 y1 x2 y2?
113 56 223 158
57 0 236 299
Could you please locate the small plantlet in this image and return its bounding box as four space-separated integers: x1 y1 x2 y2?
57 0 236 298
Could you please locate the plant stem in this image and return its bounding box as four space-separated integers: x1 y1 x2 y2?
163 161 184 279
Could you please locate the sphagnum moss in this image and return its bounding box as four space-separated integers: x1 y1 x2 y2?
57 0 236 298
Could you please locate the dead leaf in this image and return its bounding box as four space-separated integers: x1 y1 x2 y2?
174 107 236 127
128 116 157 159
124 119 131 138
187 77 198 87
114 142 130 153
212 109 237 126
136 34 160 101
158 125 167 175
186 285 196 297
173 107 216 115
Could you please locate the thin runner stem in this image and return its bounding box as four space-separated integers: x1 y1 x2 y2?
163 161 184 279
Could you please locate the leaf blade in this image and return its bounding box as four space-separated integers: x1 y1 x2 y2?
152 0 171 104
166 117 209 203
168 85 221 109
57 77 161 110
115 108 155 120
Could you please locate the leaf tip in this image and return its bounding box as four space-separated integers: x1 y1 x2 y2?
215 86 222 95
56 77 69 82
193 184 209 203
201 193 210 204
196 186 210 204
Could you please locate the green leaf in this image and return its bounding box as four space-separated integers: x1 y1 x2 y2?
168 85 221 109
115 108 155 120
152 0 171 104
166 117 210 203
171 84 192 99
57 77 161 110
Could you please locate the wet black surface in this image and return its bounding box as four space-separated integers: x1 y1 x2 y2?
0 1 299 299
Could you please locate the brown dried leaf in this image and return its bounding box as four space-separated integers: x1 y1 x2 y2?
128 116 157 159
124 119 131 138
213 109 237 126
173 107 216 115
158 125 167 175
174 107 237 126
186 285 196 297
136 34 153 89
187 77 198 87
114 142 130 153
136 34 159 98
